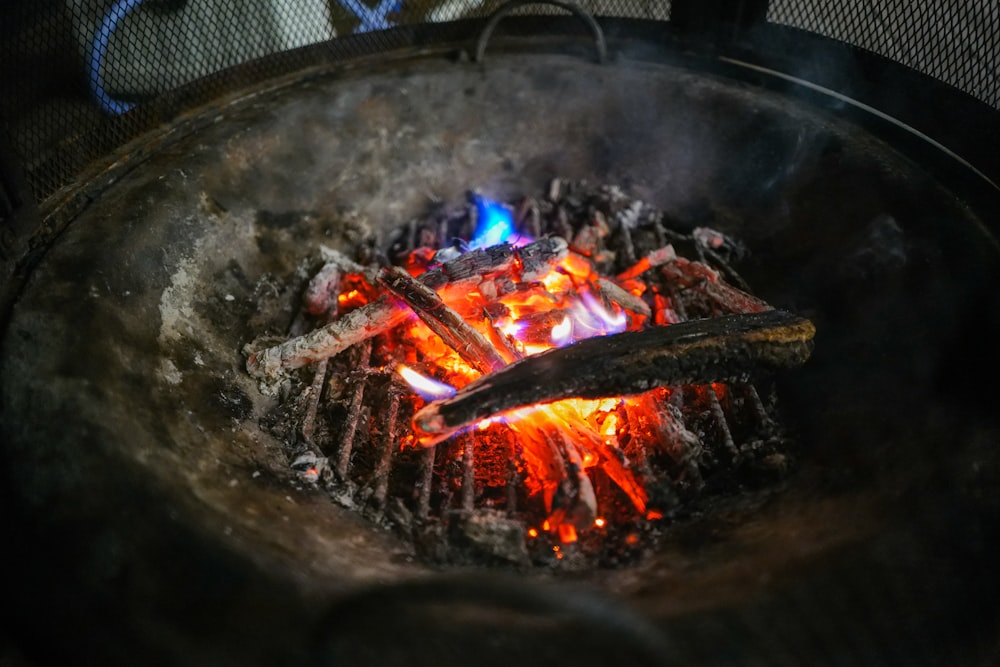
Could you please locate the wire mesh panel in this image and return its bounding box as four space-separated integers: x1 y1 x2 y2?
0 0 670 206
4 0 1000 207
767 0 1000 109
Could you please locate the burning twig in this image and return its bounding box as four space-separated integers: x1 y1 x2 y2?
414 310 815 441
483 309 523 364
617 245 677 280
250 179 815 565
378 266 507 375
247 239 567 378
661 257 770 314
596 276 651 318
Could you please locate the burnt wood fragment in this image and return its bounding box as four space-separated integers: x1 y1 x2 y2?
378 266 507 375
247 238 566 378
414 310 815 440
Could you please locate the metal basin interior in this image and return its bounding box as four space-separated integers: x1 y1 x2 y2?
2 45 998 665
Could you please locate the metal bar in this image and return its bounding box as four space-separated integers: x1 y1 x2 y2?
334 340 372 480
474 0 607 64
301 269 343 445
506 435 521 516
744 381 772 430
372 389 401 510
706 384 738 459
378 266 508 375
416 445 435 520
300 358 330 445
460 434 475 512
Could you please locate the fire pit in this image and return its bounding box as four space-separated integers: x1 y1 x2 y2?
2 5 999 665
245 181 815 566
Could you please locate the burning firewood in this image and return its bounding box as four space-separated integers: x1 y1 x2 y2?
246 238 567 378
378 266 507 375
249 179 815 567
413 310 815 442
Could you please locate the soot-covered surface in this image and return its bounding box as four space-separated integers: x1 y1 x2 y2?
2 47 999 665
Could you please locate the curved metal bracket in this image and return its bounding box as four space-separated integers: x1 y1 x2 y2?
474 0 607 65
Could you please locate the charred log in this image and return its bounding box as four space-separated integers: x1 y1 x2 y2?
414 310 815 440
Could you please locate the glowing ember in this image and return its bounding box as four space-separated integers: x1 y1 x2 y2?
377 197 713 540
252 182 808 567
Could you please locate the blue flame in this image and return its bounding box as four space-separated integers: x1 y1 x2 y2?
399 365 457 401
470 196 532 249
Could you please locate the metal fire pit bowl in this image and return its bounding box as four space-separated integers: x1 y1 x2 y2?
2 40 999 665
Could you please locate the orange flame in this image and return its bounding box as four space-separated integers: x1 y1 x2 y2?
333 244 732 540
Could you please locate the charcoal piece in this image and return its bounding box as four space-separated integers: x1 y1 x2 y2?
414 310 815 440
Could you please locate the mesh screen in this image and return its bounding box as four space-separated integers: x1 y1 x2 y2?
1 0 669 204
2 0 998 206
768 0 1000 109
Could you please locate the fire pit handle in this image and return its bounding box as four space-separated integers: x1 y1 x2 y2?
474 0 607 64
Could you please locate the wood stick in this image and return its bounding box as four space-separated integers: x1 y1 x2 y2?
544 402 648 514
616 218 637 267
248 293 406 378
617 245 677 281
319 245 378 282
661 257 770 314
596 276 651 317
743 382 772 430
483 310 524 364
247 239 567 378
413 310 815 441
303 263 342 316
701 246 753 293
516 236 568 281
378 266 507 375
